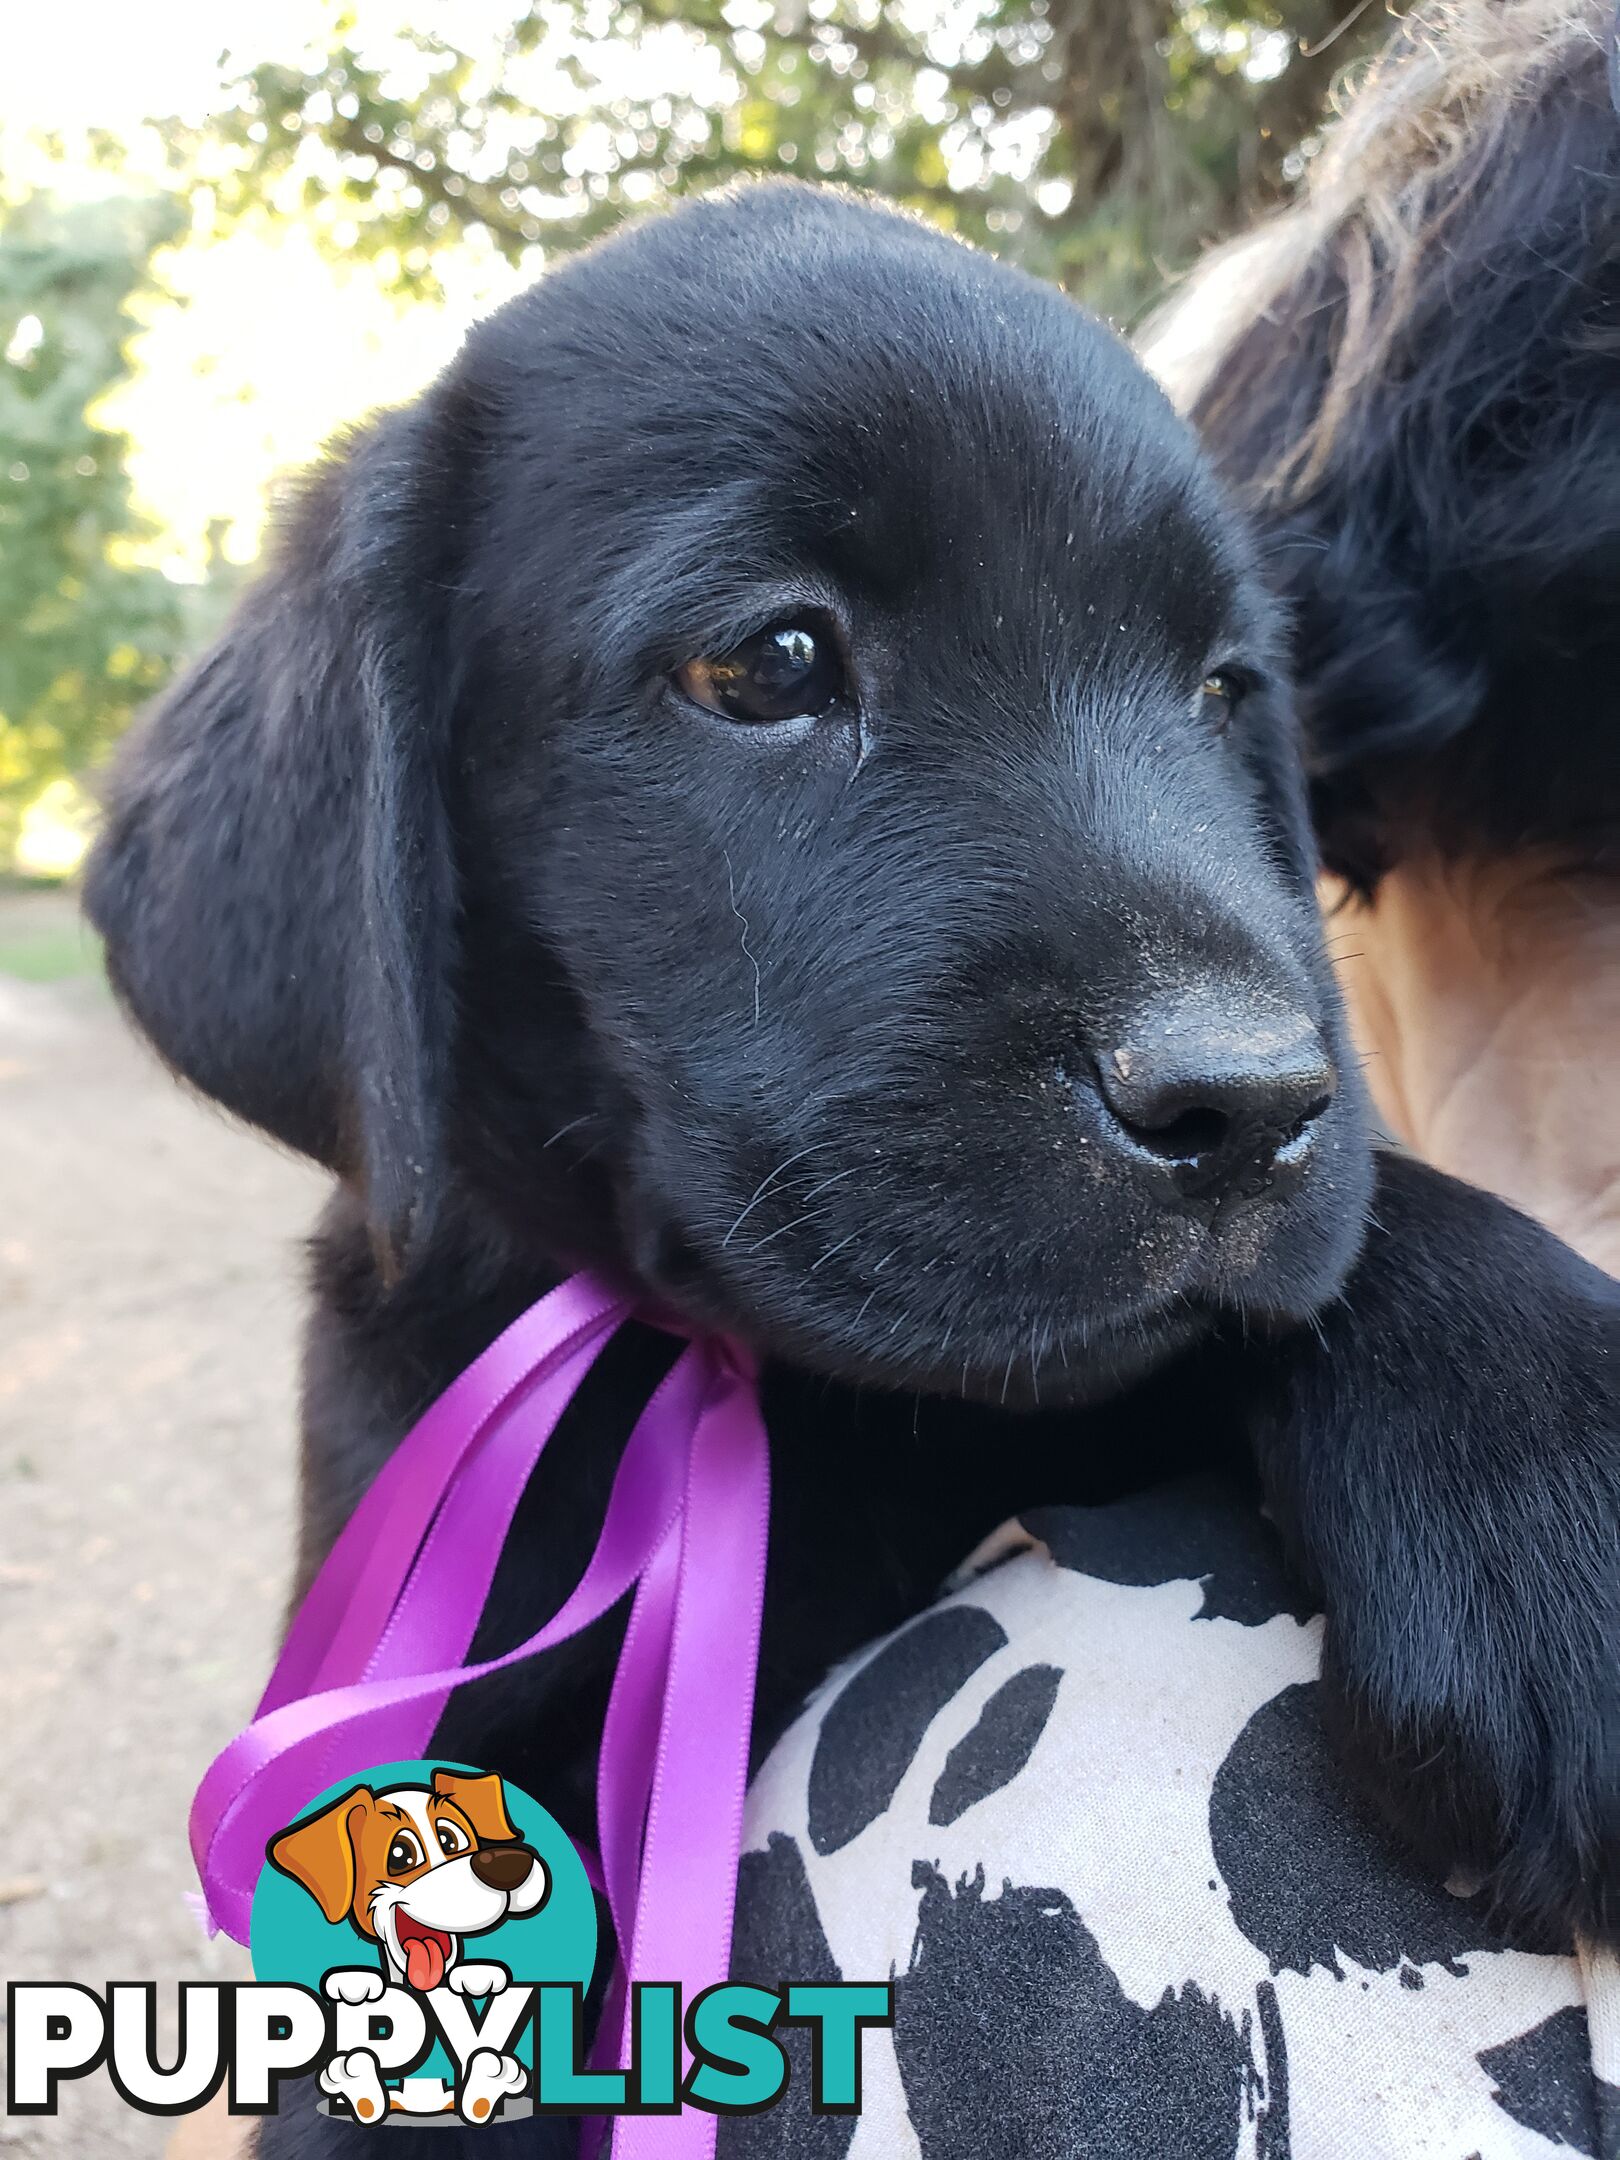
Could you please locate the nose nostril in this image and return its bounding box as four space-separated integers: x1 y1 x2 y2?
1284 1094 1333 1148
1120 1102 1232 1164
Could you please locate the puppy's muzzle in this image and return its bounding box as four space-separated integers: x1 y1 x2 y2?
471 1845 539 1893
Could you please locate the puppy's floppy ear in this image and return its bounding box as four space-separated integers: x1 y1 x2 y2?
83 391 464 1276
431 1768 519 1845
269 1788 373 1925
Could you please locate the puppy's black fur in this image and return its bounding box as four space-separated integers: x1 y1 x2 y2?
84 185 1616 2155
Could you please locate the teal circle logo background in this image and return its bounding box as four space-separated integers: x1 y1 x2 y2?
249 1759 596 2081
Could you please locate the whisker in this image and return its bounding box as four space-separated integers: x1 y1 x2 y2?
724 848 763 1027
810 1230 862 1274
721 1141 826 1248
745 1202 838 1255
796 1165 861 1206
1031 1317 1055 1407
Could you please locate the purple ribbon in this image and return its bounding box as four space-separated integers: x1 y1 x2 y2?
189 1273 771 2158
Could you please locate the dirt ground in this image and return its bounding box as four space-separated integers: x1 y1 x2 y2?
0 886 327 2155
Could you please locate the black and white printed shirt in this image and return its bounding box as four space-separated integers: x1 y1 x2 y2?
727 1479 1619 2160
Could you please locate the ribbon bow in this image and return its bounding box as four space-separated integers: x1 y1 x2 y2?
189 1272 771 2158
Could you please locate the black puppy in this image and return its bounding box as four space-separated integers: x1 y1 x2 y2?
85 184 1615 2152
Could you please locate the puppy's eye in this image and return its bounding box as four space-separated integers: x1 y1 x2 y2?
435 1820 470 1857
675 622 845 725
386 1831 425 1875
1198 668 1244 721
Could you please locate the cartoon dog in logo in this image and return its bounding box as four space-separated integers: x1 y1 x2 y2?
269 1768 548 2123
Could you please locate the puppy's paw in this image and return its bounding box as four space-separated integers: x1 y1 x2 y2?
1246 1156 1619 1944
458 2047 526 2124
446 1960 508 1997
323 1968 386 2006
1320 1526 1620 1947
320 2047 389 2124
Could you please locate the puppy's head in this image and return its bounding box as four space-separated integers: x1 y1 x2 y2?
87 183 1370 1407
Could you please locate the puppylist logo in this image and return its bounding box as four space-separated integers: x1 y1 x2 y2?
263 1763 566 2123
6 1759 891 2129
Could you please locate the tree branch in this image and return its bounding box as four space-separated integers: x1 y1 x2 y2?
329 115 538 249
629 0 1058 112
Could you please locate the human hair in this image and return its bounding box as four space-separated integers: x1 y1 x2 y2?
1146 0 1620 889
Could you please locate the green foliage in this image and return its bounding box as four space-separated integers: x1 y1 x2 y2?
209 1 1387 321
0 2 1388 843
0 193 186 848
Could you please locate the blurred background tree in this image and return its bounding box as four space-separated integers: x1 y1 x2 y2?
213 0 1383 315
0 0 1389 874
0 195 188 865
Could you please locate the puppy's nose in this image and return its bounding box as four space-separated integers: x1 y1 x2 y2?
470 1845 536 1893
1094 1004 1334 1212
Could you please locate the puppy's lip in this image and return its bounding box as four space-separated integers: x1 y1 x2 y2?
639 1231 1216 1402
914 1299 1214 1412
628 1167 1352 1394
